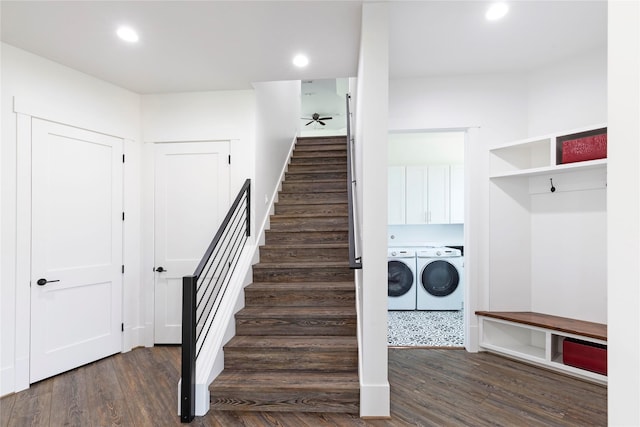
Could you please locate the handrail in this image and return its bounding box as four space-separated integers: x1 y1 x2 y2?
193 180 251 278
181 179 251 423
346 94 362 269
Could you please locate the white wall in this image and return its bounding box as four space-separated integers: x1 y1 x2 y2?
0 43 142 395
530 185 607 323
388 224 464 248
252 80 301 233
527 47 607 136
388 131 464 166
608 1 640 424
356 2 390 418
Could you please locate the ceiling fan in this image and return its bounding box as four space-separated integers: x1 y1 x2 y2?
301 113 333 126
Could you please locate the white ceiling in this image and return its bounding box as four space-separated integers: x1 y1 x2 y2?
1 1 607 94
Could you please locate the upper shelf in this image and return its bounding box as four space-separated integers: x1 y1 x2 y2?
489 124 607 179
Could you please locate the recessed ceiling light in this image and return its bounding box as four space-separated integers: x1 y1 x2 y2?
486 2 509 21
292 54 309 68
116 26 139 43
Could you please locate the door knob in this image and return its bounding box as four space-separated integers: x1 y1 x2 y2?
155 266 166 273
36 278 60 286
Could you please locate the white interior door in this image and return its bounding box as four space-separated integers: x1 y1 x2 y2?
154 141 230 344
30 118 123 383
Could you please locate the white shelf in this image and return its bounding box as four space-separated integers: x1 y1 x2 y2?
481 342 546 362
489 125 607 178
489 158 607 179
478 316 607 385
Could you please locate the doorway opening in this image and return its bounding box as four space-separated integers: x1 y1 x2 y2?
387 130 465 347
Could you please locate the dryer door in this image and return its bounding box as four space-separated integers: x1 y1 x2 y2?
421 260 459 297
388 260 414 296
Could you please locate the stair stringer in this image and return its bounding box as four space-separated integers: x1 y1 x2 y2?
179 241 256 417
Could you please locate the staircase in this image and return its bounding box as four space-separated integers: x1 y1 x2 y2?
209 136 359 414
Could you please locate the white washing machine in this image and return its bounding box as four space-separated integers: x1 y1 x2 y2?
387 249 417 310
416 247 463 310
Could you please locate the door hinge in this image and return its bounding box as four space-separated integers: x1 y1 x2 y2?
122 265 125 274
122 154 125 163
121 323 124 332
228 155 231 164
122 212 125 221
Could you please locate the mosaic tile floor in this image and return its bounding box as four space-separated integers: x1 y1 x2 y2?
388 310 464 347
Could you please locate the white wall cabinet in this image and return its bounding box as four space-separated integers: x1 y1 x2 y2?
406 165 449 224
388 166 406 224
389 165 464 225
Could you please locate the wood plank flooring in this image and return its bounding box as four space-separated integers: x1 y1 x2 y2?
0 346 606 426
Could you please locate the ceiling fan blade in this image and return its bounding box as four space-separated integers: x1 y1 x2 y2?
305 121 314 126
319 117 333 121
318 121 326 125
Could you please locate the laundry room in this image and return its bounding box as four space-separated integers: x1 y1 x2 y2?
387 130 466 347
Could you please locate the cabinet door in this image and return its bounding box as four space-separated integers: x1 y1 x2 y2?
427 165 450 224
405 166 427 224
450 165 464 224
388 166 406 224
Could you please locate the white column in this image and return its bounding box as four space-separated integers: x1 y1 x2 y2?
608 1 640 425
607 0 640 426
356 2 390 418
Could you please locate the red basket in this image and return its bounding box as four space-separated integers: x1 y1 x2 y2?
561 133 607 164
563 338 607 375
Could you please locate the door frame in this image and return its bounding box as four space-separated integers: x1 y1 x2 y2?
13 98 133 392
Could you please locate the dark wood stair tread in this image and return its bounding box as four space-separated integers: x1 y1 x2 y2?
244 281 355 296
274 202 347 207
225 335 357 350
236 306 356 318
253 261 351 269
260 242 349 249
246 281 354 289
211 371 358 392
279 187 346 193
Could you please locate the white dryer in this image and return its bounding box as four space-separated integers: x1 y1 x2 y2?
416 247 463 310
387 249 417 310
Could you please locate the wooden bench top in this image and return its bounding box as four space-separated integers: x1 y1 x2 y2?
475 311 607 341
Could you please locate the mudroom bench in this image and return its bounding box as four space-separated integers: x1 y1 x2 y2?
475 311 607 384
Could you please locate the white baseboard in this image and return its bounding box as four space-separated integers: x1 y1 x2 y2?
466 324 479 352
144 322 154 347
359 382 391 417
1 365 14 396
123 325 147 352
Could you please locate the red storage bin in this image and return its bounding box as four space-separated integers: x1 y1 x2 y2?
561 133 607 164
563 337 607 375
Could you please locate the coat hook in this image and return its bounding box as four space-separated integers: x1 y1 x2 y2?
550 178 556 193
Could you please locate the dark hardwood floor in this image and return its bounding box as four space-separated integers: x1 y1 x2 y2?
0 346 606 426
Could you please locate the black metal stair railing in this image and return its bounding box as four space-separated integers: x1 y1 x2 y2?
346 94 362 270
181 179 251 423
